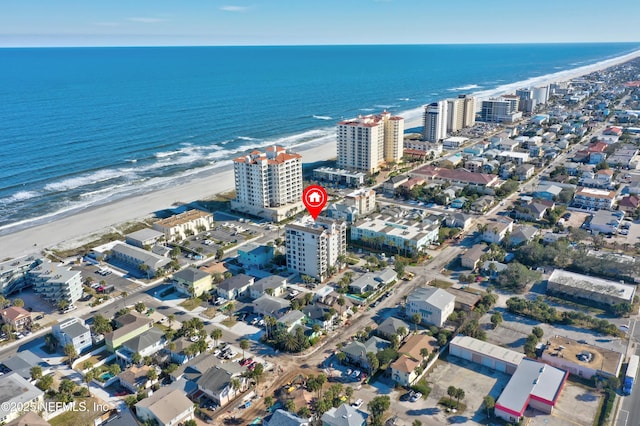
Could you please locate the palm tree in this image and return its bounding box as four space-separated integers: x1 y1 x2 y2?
84 370 95 397
167 313 175 327
411 313 422 333
44 333 57 352
420 347 430 361
210 328 223 346
336 351 346 365
337 296 345 316
447 386 457 406
455 388 465 407
239 339 250 359
230 378 241 397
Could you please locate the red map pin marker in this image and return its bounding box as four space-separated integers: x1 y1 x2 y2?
302 184 328 220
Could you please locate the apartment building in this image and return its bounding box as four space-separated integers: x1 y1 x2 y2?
29 260 82 305
0 255 40 297
480 96 523 123
423 101 448 142
572 187 616 210
337 111 404 173
343 188 377 215
231 145 303 222
285 217 347 282
152 209 214 242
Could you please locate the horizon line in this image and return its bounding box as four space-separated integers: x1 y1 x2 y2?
1 40 640 49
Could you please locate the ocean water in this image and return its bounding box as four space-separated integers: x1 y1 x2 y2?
0 43 639 232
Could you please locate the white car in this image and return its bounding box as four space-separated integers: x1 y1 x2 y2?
190 335 200 342
410 392 422 402
352 399 363 409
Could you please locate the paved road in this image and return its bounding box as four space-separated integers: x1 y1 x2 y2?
617 319 640 426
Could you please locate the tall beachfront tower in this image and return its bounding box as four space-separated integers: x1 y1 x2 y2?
459 94 476 128
337 111 404 174
232 146 303 221
446 98 464 133
285 216 347 283
423 101 448 142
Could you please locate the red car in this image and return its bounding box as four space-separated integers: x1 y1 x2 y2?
114 390 129 396
239 358 253 367
248 362 257 371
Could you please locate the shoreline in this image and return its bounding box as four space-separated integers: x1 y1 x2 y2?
2 49 639 259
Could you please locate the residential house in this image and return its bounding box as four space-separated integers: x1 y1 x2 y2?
406 287 455 327
509 225 539 247
118 365 160 393
52 317 92 354
1 351 50 382
470 196 495 213
411 165 501 191
445 288 482 312
115 327 166 366
383 175 409 195
238 243 275 270
216 274 254 300
513 201 548 222
321 404 368 426
460 244 487 270
168 337 198 365
376 267 398 285
450 197 467 209
252 294 290 318
172 267 212 298
533 183 563 201
390 334 438 386
342 337 390 371
303 304 336 330
445 213 473 231
481 219 514 244
326 203 359 224
515 164 535 181
277 310 306 333
481 261 508 278
348 273 379 295
0 306 31 332
619 195 639 213
264 410 311 426
0 373 44 424
134 386 195 426
249 275 288 300
375 317 410 340
105 312 153 352
197 366 239 408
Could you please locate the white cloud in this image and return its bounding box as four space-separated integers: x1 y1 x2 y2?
219 6 250 12
127 17 167 23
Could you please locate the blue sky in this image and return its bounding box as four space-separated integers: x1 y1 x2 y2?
1 0 639 47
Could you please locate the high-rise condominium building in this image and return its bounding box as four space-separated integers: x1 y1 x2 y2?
446 98 465 133
232 146 303 220
480 96 523 123
459 94 477 128
423 101 448 142
337 111 404 174
285 217 347 282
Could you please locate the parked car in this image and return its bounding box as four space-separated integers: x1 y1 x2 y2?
352 399 363 409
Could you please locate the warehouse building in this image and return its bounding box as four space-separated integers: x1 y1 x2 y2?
547 269 635 307
495 359 568 423
449 335 525 374
540 336 623 379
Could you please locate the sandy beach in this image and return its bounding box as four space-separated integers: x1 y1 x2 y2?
2 49 639 260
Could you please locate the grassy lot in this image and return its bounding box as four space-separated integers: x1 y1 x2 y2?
49 397 108 426
179 297 202 311
202 307 217 319
222 317 237 328
430 279 454 289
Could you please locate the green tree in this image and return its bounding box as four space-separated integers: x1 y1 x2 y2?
264 395 274 408
411 313 422 332
109 363 121 376
59 379 76 394
134 302 146 313
336 351 346 364
455 388 465 407
368 395 391 426
184 420 197 426
132 352 142 365
490 312 503 328
216 248 225 260
483 395 495 418
63 343 78 366
92 314 113 334
532 326 544 339
447 386 457 405
285 399 296 413
239 339 250 359
12 298 24 307
412 421 423 426
345 386 354 404
30 366 42 381
36 375 53 391
146 369 158 382
210 328 223 346
124 395 138 407
366 351 380 374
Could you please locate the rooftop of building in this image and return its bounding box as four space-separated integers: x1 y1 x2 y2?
154 209 211 227
496 359 567 418
0 306 30 321
413 165 499 186
352 215 437 242
548 269 635 301
56 317 90 338
542 335 623 377
125 228 164 241
134 386 193 424
172 266 210 283
575 187 616 199
0 373 43 418
407 287 455 310
451 335 525 366
217 273 254 291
